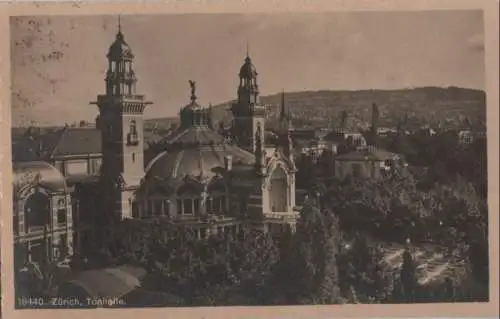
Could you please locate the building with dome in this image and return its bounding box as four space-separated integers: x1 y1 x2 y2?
12 23 301 266
88 25 299 238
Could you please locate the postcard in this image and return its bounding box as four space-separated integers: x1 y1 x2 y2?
1 1 498 318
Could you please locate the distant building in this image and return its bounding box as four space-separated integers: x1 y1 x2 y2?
297 138 336 162
333 146 403 179
376 127 398 136
457 129 485 144
324 128 367 152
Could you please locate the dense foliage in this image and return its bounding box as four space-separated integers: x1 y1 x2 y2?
80 209 344 306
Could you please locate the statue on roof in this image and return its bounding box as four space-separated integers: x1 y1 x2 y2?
189 80 197 101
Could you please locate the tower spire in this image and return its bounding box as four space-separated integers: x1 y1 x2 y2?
117 15 122 36
280 89 286 120
246 39 249 58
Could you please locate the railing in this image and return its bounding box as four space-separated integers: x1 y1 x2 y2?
265 211 300 220
26 225 46 234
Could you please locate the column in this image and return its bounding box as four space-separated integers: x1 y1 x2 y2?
201 191 208 215
66 193 74 257
18 199 25 237
75 199 82 257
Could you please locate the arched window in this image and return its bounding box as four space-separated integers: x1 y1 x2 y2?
147 186 172 218
128 120 139 145
207 181 226 214
176 183 201 216
57 198 66 225
130 120 137 135
269 167 288 212
24 191 51 232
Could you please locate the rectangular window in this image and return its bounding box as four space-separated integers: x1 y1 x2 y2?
213 197 221 213
183 199 193 215
220 196 226 213
89 158 102 175
207 198 213 213
59 234 68 259
154 200 163 216
57 209 66 225
145 201 152 217
193 198 200 215
177 199 183 215
66 160 88 176
164 200 170 217
351 163 362 178
132 202 139 219
57 198 66 225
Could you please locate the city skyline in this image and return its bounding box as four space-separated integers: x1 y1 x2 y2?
11 11 484 126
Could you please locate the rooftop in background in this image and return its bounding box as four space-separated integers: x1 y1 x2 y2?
12 125 165 162
13 126 101 162
334 146 400 162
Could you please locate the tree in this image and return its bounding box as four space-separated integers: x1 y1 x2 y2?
99 219 282 306
323 169 431 244
272 205 341 304
400 248 417 302
336 234 389 303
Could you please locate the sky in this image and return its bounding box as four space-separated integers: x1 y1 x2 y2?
10 11 485 126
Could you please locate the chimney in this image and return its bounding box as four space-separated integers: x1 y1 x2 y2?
224 155 233 171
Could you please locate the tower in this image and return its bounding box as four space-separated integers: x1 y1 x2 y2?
231 53 266 153
90 19 152 220
278 90 293 132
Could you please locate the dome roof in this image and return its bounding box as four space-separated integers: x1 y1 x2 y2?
13 161 67 193
107 32 134 60
161 126 226 146
239 56 258 78
183 100 203 111
145 142 255 182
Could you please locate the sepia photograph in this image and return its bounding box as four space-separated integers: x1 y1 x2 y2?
1 1 498 317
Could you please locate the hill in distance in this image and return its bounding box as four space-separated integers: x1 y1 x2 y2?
12 87 485 133
144 86 486 131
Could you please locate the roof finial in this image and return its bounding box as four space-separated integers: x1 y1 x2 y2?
246 39 250 58
118 15 121 33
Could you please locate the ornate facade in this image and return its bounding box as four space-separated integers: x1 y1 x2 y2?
89 25 299 237
13 162 74 266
